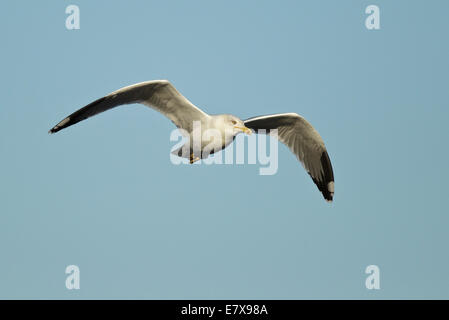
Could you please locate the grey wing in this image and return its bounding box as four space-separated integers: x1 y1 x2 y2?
244 113 335 202
49 80 209 134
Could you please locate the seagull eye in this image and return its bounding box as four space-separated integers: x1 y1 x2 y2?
231 120 237 125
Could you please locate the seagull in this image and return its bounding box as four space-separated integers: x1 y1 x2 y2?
49 80 335 202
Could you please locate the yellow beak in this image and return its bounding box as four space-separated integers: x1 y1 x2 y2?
235 126 252 135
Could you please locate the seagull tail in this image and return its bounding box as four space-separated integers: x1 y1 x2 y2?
171 145 190 159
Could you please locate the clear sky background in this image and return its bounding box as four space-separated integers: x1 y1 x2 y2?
1 0 448 299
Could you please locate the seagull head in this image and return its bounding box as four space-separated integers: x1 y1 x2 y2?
223 114 252 136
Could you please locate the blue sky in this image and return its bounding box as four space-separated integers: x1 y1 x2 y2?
0 0 448 299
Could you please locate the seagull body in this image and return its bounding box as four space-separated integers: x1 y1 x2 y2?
50 80 335 202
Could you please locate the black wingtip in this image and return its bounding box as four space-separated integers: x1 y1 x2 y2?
48 116 72 134
48 124 63 134
310 151 335 202
323 182 334 202
312 178 334 202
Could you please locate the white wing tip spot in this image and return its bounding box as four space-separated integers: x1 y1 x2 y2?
49 117 70 134
327 181 334 193
59 117 70 127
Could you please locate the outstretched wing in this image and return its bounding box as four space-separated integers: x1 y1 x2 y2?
49 80 208 134
244 113 335 202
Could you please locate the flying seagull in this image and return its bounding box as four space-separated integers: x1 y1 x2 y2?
49 80 334 201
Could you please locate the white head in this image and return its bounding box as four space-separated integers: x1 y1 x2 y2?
220 114 252 136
